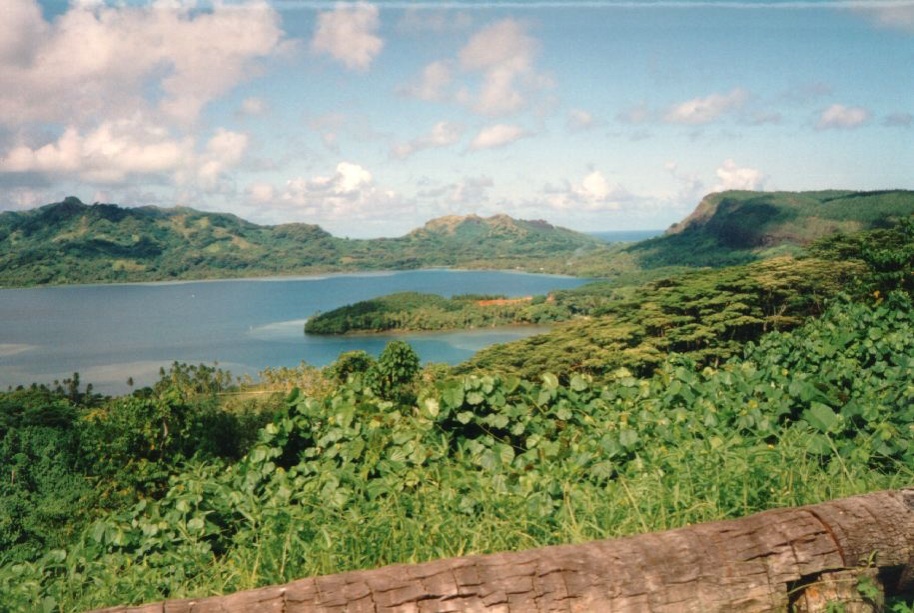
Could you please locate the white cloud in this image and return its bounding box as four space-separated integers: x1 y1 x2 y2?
0 0 285 128
0 119 249 192
0 0 47 67
449 176 494 205
256 162 408 230
311 2 383 72
664 88 749 125
457 18 547 116
543 170 632 212
390 121 463 159
246 182 276 204
712 159 767 192
665 161 706 205
402 18 548 117
400 60 453 102
817 104 871 130
0 120 191 183
195 129 250 191
469 124 529 151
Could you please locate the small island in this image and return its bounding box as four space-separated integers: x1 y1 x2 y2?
304 291 571 334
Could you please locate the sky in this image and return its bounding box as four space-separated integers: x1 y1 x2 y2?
0 0 911 237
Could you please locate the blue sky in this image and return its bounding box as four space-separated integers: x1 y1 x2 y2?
0 0 911 237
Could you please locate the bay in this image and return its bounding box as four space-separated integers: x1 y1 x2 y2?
0 270 587 395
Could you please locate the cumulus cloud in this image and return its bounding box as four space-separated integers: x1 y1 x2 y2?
0 0 285 128
390 121 463 159
252 162 408 229
401 18 549 116
399 60 453 102
0 118 249 192
712 159 767 192
664 88 749 125
665 161 706 205
0 0 47 67
311 2 383 72
817 104 871 130
543 170 632 212
449 176 494 205
457 19 546 116
195 129 250 192
469 124 529 151
0 120 191 184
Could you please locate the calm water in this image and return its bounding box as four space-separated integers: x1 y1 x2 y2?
0 270 587 394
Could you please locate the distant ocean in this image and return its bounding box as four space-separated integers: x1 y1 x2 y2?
590 229 663 243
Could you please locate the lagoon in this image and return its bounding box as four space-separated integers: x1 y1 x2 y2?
0 270 588 395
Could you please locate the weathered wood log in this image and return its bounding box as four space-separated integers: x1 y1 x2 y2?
91 487 914 613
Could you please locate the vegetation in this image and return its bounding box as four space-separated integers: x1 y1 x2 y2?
3 290 914 610
2 193 914 611
304 292 568 334
459 255 861 381
3 190 912 288
0 199 603 287
302 190 914 339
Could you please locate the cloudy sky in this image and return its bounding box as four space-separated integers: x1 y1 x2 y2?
0 0 912 237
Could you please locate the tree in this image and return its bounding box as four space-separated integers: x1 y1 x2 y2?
370 341 420 402
326 350 376 384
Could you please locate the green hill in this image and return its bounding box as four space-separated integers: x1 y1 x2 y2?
0 199 603 287
621 189 914 269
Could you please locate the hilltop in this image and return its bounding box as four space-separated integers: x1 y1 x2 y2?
2 190 913 287
622 189 914 269
0 198 603 287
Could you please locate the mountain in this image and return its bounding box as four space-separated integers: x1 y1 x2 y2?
0 198 604 287
622 189 914 269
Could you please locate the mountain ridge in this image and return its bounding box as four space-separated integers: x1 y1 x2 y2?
0 198 603 287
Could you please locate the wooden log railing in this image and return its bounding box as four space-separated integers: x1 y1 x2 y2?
92 487 914 612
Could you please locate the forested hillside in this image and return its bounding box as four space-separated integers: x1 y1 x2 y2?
570 189 914 275
2 213 914 611
3 190 912 287
0 198 603 287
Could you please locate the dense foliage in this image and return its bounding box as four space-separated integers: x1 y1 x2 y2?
3 190 912 288
0 364 275 569
460 255 860 381
305 292 569 334
631 189 914 268
2 294 914 611
0 199 603 287
3 203 914 611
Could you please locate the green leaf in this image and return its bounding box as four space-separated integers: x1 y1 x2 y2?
804 402 839 433
619 428 639 450
542 373 559 389
570 374 589 392
422 397 440 418
441 383 464 408
498 444 515 466
466 391 485 406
